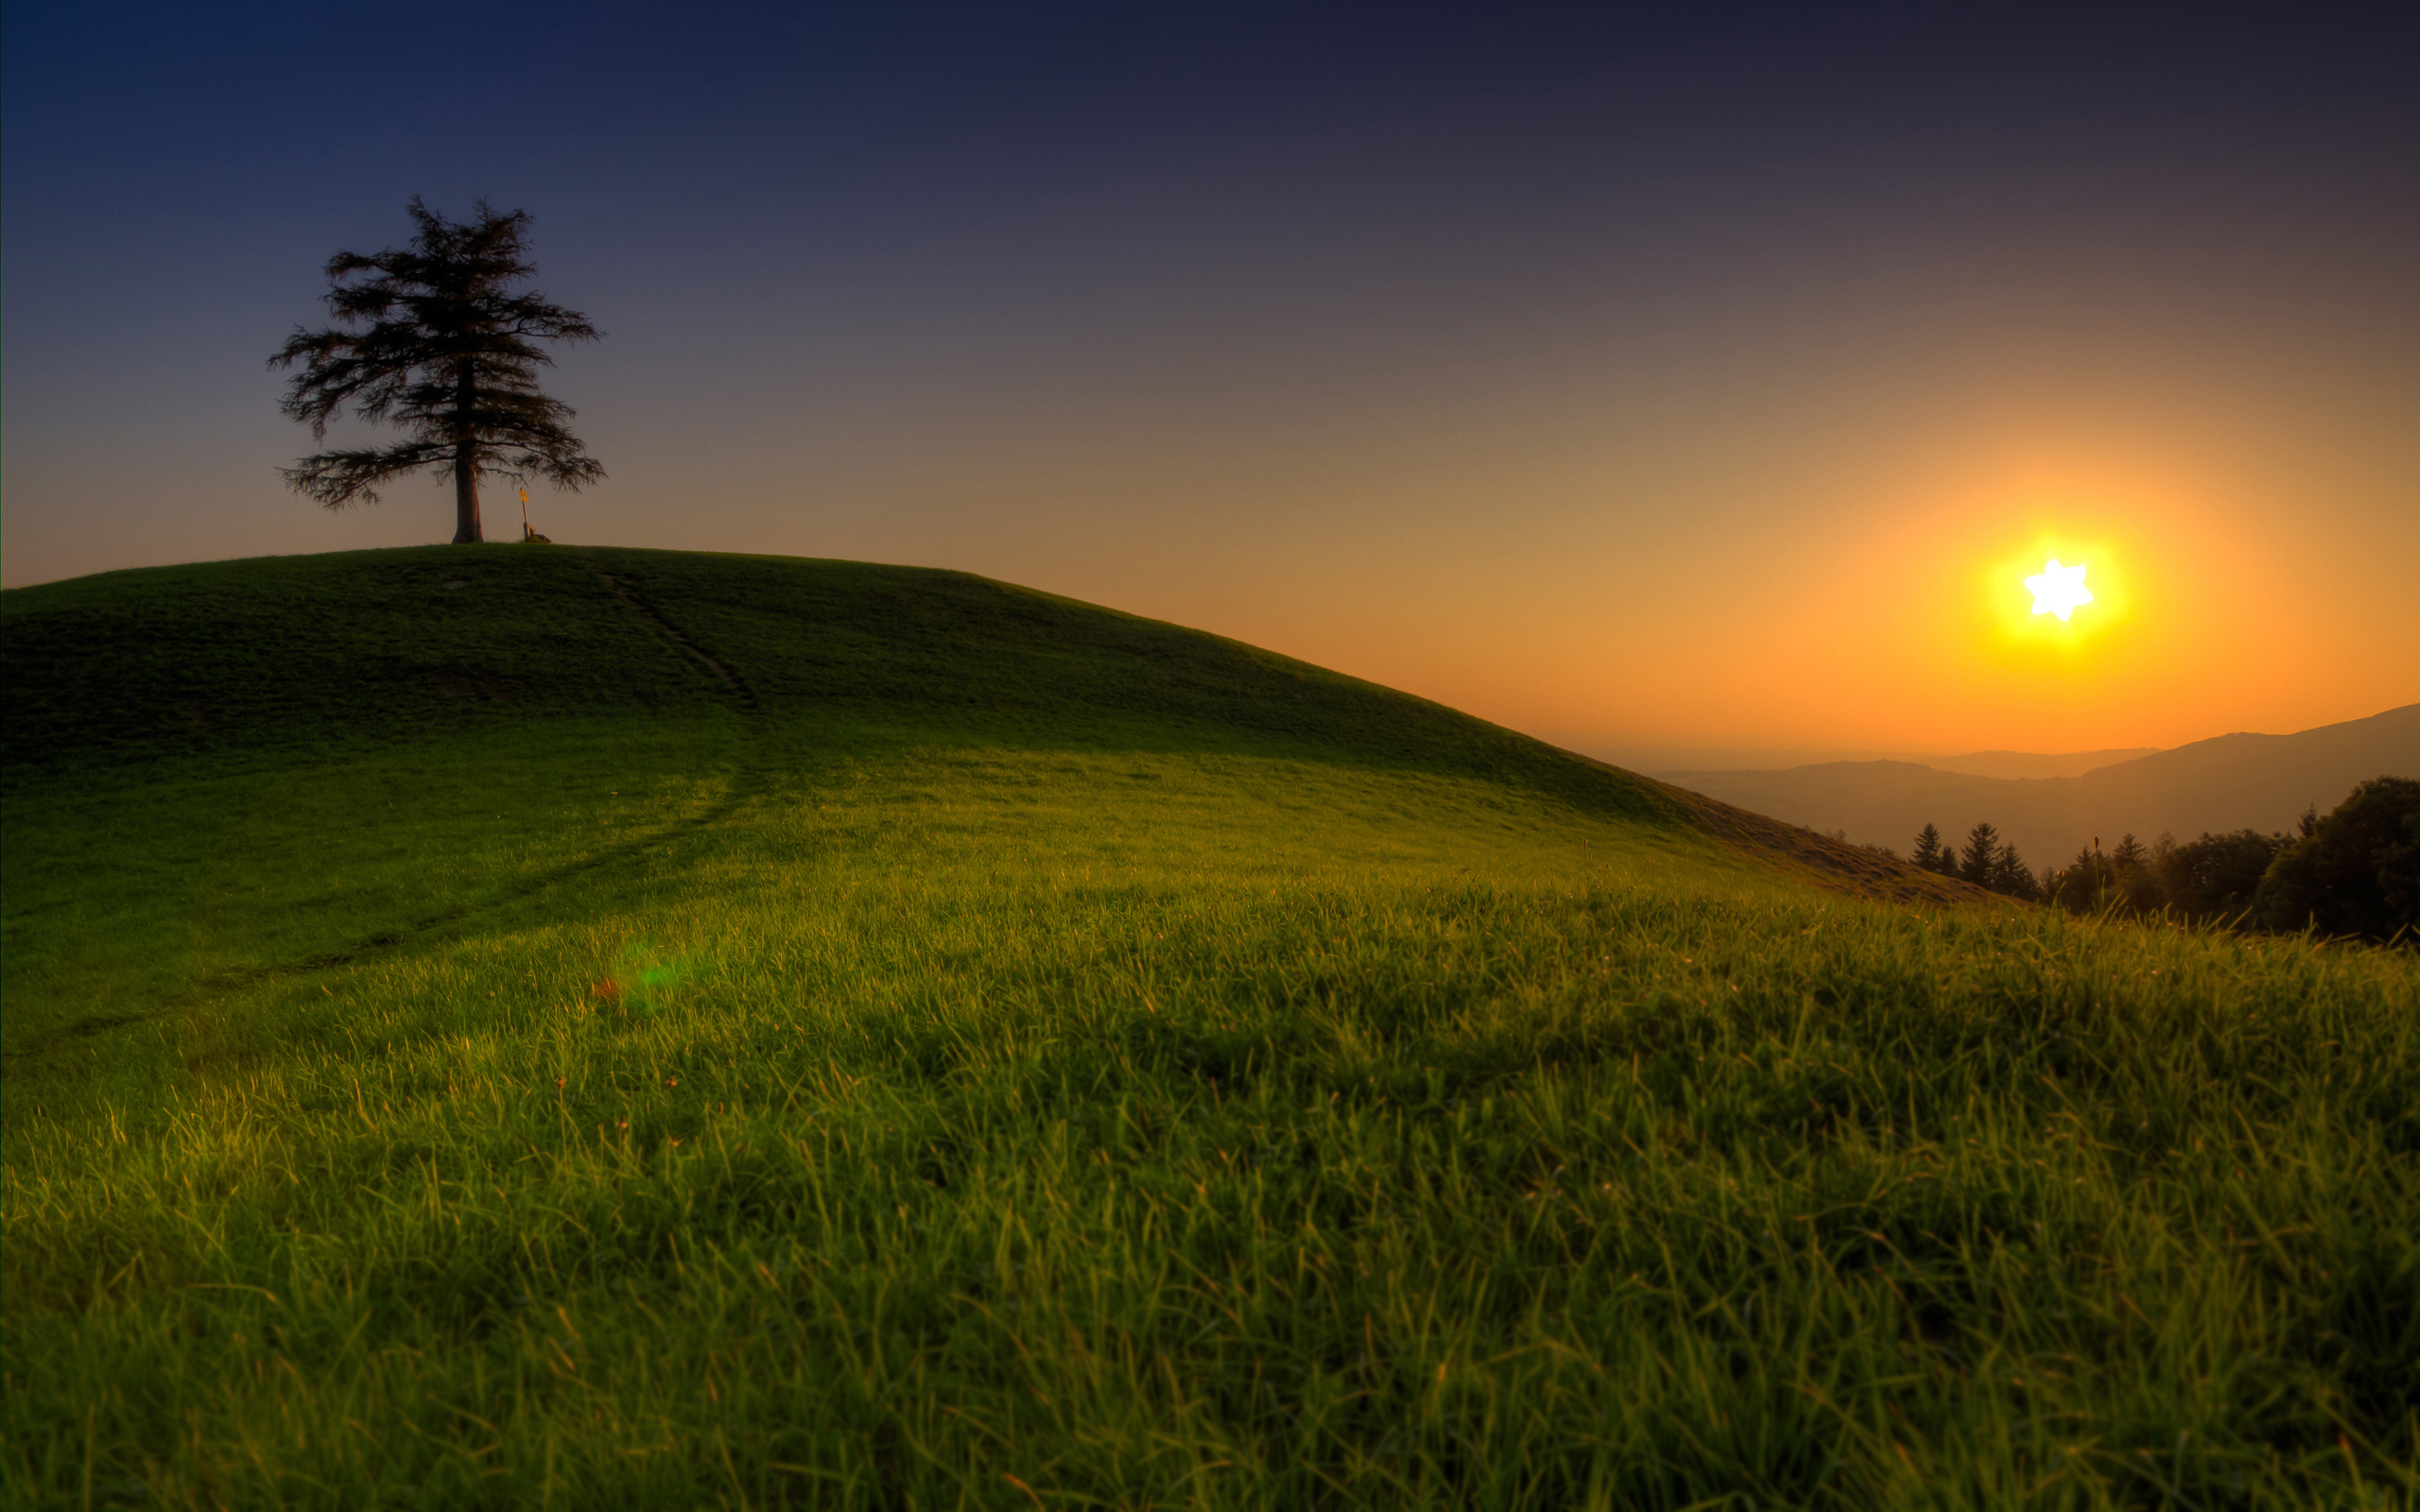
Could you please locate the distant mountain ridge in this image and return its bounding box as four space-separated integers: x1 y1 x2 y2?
1658 704 2420 871
1914 747 2160 781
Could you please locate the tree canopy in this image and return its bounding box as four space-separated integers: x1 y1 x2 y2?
2256 777 2420 943
270 198 604 542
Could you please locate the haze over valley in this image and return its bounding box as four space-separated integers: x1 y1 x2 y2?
1659 703 2420 870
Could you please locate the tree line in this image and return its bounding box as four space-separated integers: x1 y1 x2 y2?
1901 819 2044 902
1874 776 2418 944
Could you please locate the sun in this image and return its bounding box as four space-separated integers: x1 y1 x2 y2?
1977 531 2133 657
2024 558 2093 621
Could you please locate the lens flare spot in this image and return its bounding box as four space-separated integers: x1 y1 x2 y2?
2024 558 2094 621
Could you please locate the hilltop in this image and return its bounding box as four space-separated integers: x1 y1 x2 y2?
0 545 1967 945
4 545 2412 1509
6 542 1981 1094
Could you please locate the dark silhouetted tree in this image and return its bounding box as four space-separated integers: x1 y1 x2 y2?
1989 841 2040 902
2255 777 2420 943
271 198 604 543
2048 845 2117 913
1959 822 2000 886
2120 833 2171 913
2043 831 2174 916
1911 823 1947 872
2157 829 2289 922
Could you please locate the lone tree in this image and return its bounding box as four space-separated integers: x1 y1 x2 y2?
271 198 604 542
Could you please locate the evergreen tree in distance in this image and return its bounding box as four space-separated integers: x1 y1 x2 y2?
1988 840 2040 902
1910 823 1947 872
271 198 604 543
1959 822 2001 886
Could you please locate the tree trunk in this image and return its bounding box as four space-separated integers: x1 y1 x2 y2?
451 365 481 542
452 446 482 542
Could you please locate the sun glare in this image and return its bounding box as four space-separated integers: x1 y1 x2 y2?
1978 531 2133 657
2025 558 2093 620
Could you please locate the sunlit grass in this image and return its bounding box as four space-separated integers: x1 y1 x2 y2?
5 546 2415 1508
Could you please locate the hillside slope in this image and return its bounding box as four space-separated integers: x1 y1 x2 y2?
1664 702 2420 866
4 545 2411 1509
2 544 1973 1085
4 544 1716 800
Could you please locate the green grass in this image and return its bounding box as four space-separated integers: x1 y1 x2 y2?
4 545 2415 1509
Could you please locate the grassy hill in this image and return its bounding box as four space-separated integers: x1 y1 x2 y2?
4 545 2415 1509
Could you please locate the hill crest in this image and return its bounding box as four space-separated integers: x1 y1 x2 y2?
1 544 1983 907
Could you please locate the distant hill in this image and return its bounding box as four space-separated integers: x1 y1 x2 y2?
1660 704 2420 871
1914 747 2160 780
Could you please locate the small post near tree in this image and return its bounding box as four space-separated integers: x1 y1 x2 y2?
271 198 604 542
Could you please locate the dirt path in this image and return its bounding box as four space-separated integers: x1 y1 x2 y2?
590 568 760 710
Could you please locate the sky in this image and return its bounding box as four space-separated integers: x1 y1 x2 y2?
5 2 2415 768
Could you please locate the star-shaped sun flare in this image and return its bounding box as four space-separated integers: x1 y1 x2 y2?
2024 558 2094 621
